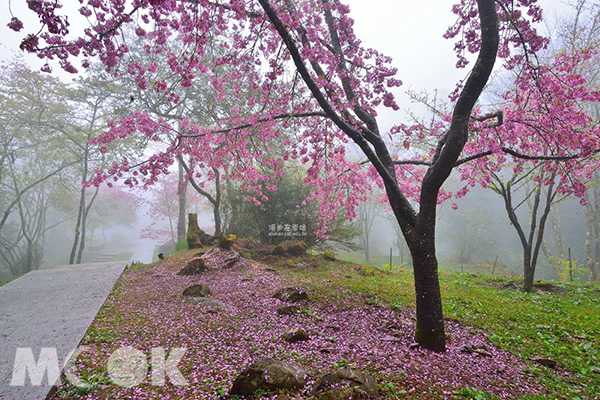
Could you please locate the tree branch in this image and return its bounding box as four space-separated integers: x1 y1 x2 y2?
180 111 327 137
0 159 81 232
392 147 597 168
420 0 499 206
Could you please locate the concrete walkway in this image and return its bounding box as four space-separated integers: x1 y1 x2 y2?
0 262 128 400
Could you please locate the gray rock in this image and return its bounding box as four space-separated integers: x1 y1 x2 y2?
177 257 207 275
273 287 308 303
276 305 299 315
313 369 379 398
282 329 310 343
182 283 212 297
230 358 307 396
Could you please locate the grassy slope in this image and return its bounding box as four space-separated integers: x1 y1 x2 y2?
52 246 600 399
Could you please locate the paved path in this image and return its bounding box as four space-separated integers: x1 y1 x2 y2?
129 239 159 264
0 262 127 400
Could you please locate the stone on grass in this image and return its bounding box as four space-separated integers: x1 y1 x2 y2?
285 240 306 255
313 369 379 398
276 305 299 315
230 358 307 396
218 235 235 250
269 240 306 256
282 329 310 343
182 284 211 297
177 257 207 275
323 251 336 261
533 357 558 368
273 287 309 303
270 245 285 255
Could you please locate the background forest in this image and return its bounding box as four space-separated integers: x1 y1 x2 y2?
1 0 599 290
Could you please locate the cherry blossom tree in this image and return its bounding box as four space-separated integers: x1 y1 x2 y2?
456 48 600 291
12 0 583 352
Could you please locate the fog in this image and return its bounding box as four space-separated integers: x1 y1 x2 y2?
343 173 593 282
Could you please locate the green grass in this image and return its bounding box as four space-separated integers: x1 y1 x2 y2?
440 273 600 398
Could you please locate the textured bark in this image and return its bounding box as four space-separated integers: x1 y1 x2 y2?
177 160 187 241
585 177 600 281
407 220 445 353
177 155 222 236
76 185 99 264
584 203 594 280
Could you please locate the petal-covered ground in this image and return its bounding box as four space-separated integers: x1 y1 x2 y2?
51 246 555 399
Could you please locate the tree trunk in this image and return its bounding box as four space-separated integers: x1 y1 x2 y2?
593 223 600 281
260 0 498 354
213 204 222 237
70 185 86 264
591 179 600 281
584 201 595 280
407 221 445 353
177 160 187 241
522 247 534 292
213 167 222 236
76 185 99 264
523 181 555 292
361 230 370 263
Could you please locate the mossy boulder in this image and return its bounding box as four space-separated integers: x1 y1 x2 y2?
270 244 285 255
230 358 307 396
285 240 306 255
269 240 306 256
218 234 236 250
313 369 379 398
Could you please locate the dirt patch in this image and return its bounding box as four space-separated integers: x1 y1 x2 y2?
533 282 569 294
487 280 569 294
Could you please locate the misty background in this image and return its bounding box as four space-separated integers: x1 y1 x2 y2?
1 0 598 284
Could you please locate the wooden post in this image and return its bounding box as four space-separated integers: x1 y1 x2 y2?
389 247 393 271
492 255 498 275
